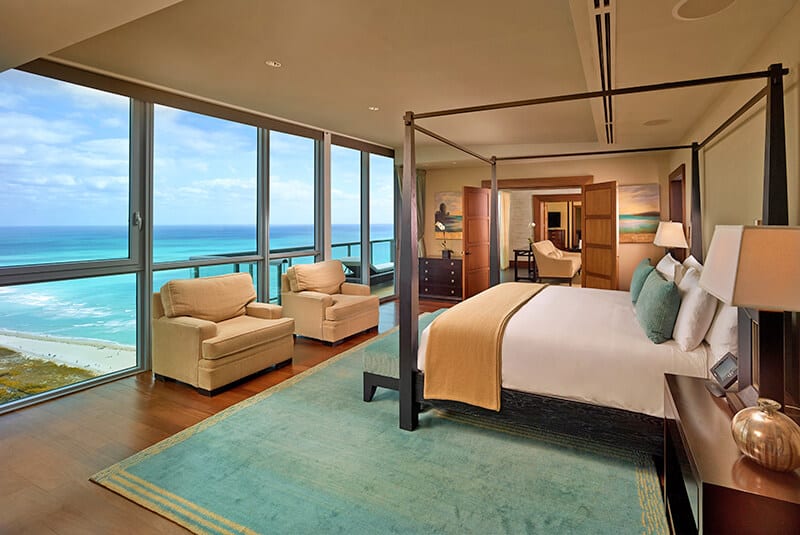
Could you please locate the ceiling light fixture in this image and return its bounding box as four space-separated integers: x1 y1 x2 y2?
264 60 282 68
644 119 671 127
367 106 380 111
672 0 735 21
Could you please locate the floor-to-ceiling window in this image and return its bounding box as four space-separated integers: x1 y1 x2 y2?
152 105 259 294
331 145 363 283
0 61 393 412
0 69 139 409
369 154 396 296
268 131 318 302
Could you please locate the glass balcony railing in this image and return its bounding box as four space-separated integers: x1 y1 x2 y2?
185 238 395 303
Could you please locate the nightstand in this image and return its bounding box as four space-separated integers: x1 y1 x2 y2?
663 374 800 534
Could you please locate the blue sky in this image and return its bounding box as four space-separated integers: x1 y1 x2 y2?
0 69 394 228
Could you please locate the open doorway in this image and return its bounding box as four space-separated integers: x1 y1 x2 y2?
532 193 582 251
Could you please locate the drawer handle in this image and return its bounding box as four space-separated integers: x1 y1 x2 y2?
424 277 428 281
450 290 454 294
424 288 429 292
450 279 454 284
450 271 454 275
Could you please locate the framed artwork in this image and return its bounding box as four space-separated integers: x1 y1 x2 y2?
619 184 660 243
433 191 463 239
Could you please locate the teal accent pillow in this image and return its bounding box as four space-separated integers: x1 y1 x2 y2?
635 270 681 344
630 258 653 304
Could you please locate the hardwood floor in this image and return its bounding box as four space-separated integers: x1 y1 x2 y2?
0 299 452 534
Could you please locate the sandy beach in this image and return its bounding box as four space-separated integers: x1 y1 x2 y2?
0 330 136 374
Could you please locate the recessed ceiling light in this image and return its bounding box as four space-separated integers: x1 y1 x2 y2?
672 0 735 21
367 106 380 111
264 60 282 68
451 161 457 165
644 119 671 127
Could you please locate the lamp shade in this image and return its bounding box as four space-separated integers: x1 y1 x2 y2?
653 221 688 249
698 225 800 312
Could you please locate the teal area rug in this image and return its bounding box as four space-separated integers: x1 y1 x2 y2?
92 320 668 534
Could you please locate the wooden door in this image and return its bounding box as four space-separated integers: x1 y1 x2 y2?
462 186 490 298
581 181 618 289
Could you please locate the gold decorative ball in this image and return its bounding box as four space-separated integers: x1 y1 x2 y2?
731 398 800 473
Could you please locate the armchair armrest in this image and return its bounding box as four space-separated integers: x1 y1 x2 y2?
280 290 334 339
341 282 370 296
152 316 217 384
246 302 283 319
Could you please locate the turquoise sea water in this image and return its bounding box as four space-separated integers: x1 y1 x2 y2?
619 214 659 234
0 225 393 346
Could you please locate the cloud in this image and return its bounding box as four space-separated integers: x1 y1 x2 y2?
0 111 82 144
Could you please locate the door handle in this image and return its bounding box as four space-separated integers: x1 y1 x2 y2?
464 251 471 255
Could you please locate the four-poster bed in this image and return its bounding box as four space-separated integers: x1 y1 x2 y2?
396 62 792 454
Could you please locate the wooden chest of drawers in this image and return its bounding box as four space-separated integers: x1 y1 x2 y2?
419 257 462 301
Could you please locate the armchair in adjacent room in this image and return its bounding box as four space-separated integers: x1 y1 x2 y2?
531 239 582 285
281 259 379 344
152 273 294 395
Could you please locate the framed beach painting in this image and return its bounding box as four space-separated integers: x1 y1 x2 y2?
619 184 660 243
433 191 463 239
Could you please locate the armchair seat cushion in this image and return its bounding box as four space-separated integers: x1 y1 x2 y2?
324 294 380 322
202 315 294 360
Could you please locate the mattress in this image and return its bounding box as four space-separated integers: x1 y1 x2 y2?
418 285 711 417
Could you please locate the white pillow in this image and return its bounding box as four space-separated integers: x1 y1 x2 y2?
683 255 703 273
672 268 718 351
655 253 681 282
704 302 739 362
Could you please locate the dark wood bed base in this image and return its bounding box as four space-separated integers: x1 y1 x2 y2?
415 373 663 456
398 64 791 436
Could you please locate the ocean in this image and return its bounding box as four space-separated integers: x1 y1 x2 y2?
0 224 394 346
619 214 660 234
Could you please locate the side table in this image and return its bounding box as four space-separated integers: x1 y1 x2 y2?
663 374 800 533
513 248 537 282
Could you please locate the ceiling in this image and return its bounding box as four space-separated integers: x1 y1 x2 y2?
2 0 796 165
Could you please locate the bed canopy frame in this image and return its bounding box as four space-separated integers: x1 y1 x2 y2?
398 63 790 442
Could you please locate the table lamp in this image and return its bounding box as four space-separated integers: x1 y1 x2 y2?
653 221 688 256
698 225 800 471
698 225 800 409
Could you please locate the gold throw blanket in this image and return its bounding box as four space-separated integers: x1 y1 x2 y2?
423 282 547 411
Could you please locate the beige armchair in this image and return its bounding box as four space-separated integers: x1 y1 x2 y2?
531 240 582 285
281 260 379 344
152 273 294 395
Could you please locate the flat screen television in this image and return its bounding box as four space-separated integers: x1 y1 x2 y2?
547 211 561 228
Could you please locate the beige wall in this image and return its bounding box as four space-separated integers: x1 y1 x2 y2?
423 153 673 290
667 3 800 252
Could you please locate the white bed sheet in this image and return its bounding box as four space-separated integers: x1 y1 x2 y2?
418 285 711 417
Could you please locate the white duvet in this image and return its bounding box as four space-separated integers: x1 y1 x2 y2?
418 285 711 417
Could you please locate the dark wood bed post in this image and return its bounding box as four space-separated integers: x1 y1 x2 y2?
734 63 790 409
756 63 790 408
399 111 420 431
689 142 703 261
489 158 500 286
